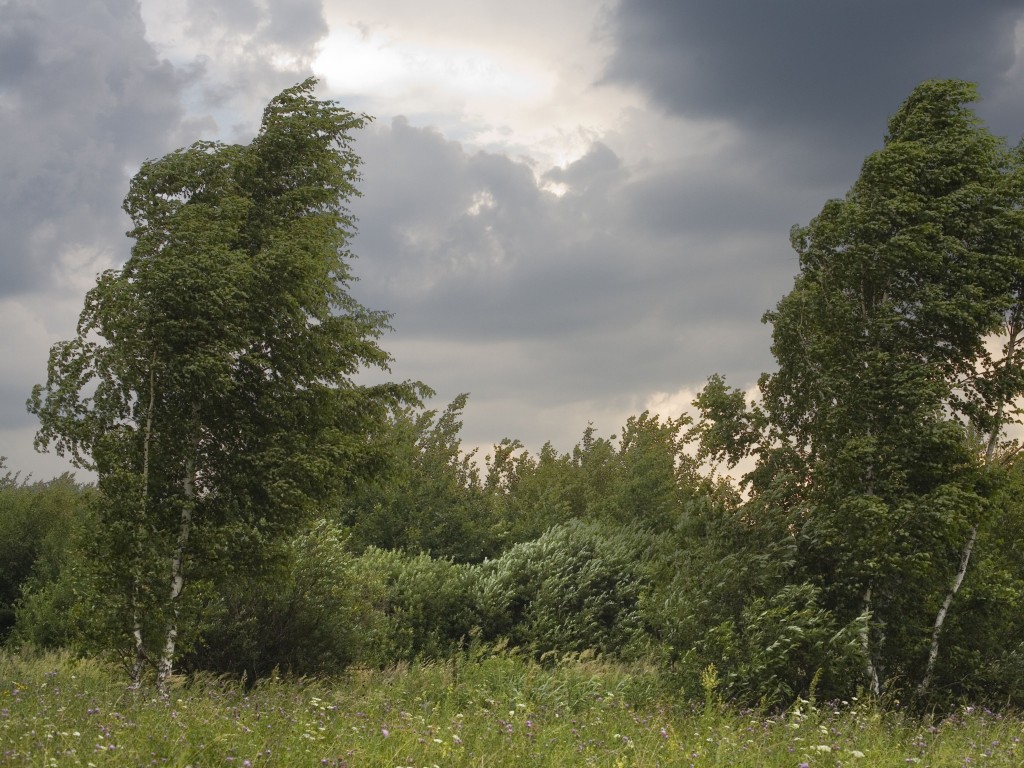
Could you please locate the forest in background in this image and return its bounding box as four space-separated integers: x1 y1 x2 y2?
2 77 1024 711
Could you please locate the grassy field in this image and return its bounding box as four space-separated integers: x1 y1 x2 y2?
0 649 1020 767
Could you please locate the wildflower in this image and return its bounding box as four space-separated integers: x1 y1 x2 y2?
381 727 390 738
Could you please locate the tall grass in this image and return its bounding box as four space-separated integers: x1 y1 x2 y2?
1 649 1020 766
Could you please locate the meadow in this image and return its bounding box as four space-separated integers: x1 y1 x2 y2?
1 650 1021 767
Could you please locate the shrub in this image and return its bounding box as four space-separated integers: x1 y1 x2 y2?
184 520 384 678
352 546 479 665
0 474 93 642
476 520 653 659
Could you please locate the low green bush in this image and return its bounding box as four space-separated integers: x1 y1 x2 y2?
351 546 479 664
477 520 653 659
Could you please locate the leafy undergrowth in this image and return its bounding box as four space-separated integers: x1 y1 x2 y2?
1 650 1020 767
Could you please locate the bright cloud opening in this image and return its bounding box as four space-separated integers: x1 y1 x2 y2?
313 26 553 112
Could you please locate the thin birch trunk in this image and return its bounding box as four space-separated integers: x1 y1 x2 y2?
129 351 157 688
918 316 1020 697
861 586 881 696
919 526 977 696
157 411 199 695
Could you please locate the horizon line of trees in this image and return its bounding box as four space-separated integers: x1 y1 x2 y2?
2 77 1023 710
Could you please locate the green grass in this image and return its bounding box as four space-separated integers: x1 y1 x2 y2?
0 649 1020 767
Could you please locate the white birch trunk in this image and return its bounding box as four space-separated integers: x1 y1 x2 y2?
156 414 199 694
918 317 1019 696
861 586 881 696
129 352 157 688
919 525 977 696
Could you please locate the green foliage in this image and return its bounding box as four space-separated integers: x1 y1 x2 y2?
352 546 479 664
484 438 572 543
477 520 653 658
915 460 1024 705
0 475 93 643
6 649 1024 766
173 524 480 676
692 79 1024 700
639 495 854 706
486 411 725 547
344 404 714 563
342 395 497 562
12 526 114 655
27 79 421 680
182 520 382 678
712 583 867 707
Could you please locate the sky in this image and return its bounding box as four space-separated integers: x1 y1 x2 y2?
3 0 1024 482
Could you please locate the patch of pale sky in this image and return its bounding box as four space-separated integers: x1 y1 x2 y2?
466 190 496 216
143 0 635 167
139 1 210 66
52 244 114 299
310 16 642 174
1011 18 1024 77
0 300 53 382
137 0 726 184
0 300 71 479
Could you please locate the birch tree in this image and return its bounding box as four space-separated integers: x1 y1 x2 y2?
767 80 1024 697
696 80 1024 698
29 79 419 691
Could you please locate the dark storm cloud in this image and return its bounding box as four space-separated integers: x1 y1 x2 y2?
0 0 186 296
348 117 793 434
604 0 1024 181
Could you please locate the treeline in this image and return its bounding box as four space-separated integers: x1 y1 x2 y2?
3 391 1023 709
5 77 1024 710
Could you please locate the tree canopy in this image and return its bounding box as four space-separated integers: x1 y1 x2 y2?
10 77 1024 709
28 79 421 689
698 79 1024 697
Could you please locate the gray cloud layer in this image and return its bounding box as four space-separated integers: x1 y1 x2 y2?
349 118 795 433
4 0 1024 477
604 1 1024 182
0 0 184 297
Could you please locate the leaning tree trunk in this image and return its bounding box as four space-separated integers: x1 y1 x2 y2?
918 314 1020 697
129 352 157 688
156 413 199 695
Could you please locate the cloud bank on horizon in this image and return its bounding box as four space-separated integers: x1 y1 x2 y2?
3 0 1024 480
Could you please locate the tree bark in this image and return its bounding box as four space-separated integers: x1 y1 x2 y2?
156 412 199 695
861 586 881 696
919 526 977 696
129 351 157 688
918 314 1020 697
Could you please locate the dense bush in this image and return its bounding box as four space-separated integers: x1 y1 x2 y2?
477 520 653 659
177 523 481 677
183 520 382 678
353 547 479 664
640 495 864 706
0 473 94 643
